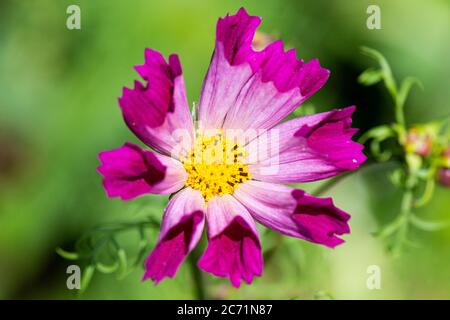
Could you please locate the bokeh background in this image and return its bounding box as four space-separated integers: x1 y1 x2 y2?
0 0 449 299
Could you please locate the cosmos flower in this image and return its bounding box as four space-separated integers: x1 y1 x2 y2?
98 8 366 287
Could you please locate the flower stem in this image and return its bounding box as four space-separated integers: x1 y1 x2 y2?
395 99 406 129
391 170 416 255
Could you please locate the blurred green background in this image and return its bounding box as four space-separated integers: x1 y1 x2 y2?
0 0 449 299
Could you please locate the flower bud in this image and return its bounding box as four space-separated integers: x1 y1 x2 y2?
437 168 450 187
437 148 450 187
405 127 433 157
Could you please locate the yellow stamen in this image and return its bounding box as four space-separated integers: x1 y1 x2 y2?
181 130 251 202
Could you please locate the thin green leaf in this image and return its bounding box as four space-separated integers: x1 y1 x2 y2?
370 139 392 162
397 77 423 109
56 247 79 261
117 248 128 279
414 178 435 208
358 125 395 144
360 46 397 98
373 215 406 239
389 168 405 187
358 68 383 86
410 215 450 231
96 261 119 274
133 227 151 267
80 265 95 293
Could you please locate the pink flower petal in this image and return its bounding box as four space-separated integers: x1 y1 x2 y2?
234 180 350 248
143 188 205 283
247 106 366 183
198 8 329 131
119 50 194 158
198 195 262 287
97 142 187 200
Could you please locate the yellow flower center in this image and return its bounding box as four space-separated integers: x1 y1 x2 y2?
181 131 251 202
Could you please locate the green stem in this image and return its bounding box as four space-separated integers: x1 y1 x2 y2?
414 177 435 208
395 100 406 129
391 171 416 255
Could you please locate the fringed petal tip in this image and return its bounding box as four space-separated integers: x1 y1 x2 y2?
301 106 367 171
134 49 183 82
235 181 350 249
247 106 366 184
256 42 330 96
216 8 262 66
97 143 187 200
199 7 330 131
292 189 350 248
216 7 329 97
118 49 177 129
97 143 165 200
198 216 262 288
143 189 206 284
117 49 193 157
142 213 204 285
199 196 263 288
